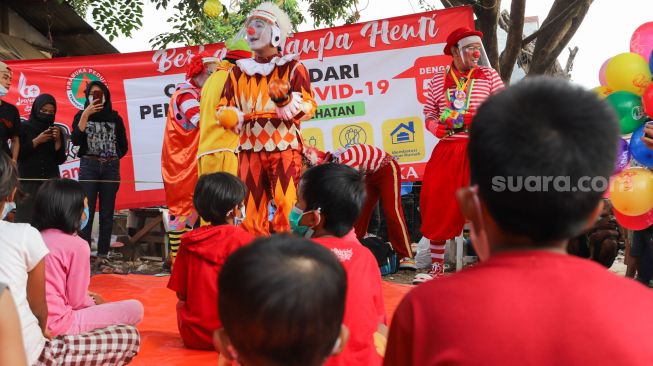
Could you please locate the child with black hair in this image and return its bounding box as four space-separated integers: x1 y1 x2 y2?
384 78 653 365
168 172 253 350
0 153 140 365
215 234 349 366
33 179 143 336
293 163 386 366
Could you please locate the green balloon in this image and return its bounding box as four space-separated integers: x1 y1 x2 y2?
606 91 646 134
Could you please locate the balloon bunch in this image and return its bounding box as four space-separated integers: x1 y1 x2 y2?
600 22 653 230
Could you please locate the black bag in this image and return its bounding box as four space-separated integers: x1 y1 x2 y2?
360 235 398 276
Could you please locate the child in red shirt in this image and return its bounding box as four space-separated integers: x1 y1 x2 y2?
167 172 253 350
292 163 387 366
384 78 653 365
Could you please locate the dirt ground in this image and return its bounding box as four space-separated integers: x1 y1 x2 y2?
93 248 632 287
383 250 630 286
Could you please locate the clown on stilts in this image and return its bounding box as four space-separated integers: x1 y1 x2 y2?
162 52 218 265
414 27 504 284
217 2 317 236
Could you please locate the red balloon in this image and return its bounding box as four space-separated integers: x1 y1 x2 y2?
643 82 653 118
614 207 653 230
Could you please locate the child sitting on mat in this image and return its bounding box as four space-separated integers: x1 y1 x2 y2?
215 234 349 366
0 155 140 365
168 172 253 350
292 163 387 366
33 178 144 336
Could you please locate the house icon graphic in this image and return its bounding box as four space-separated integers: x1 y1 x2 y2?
390 121 415 144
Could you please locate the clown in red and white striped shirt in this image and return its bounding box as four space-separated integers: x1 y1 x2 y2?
303 145 415 267
334 144 395 173
415 27 504 284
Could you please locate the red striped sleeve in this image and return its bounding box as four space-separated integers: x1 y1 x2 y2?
177 91 200 127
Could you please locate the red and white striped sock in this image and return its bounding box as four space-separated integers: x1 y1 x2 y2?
430 240 446 275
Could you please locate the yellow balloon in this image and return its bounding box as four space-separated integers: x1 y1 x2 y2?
605 52 652 96
203 0 223 19
591 86 613 99
610 167 653 216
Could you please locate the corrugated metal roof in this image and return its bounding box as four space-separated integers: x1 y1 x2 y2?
7 0 119 57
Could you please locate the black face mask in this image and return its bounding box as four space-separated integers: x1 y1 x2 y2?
37 112 55 124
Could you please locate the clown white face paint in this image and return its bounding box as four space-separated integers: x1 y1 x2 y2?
246 18 273 51
460 43 482 69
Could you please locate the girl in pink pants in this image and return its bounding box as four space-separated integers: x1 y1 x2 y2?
32 179 143 336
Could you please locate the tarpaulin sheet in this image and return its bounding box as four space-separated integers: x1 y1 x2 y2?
89 274 411 365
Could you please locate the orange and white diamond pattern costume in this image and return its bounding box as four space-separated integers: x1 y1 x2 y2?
218 53 317 235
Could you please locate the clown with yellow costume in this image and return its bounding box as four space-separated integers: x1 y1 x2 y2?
197 38 252 177
217 2 317 236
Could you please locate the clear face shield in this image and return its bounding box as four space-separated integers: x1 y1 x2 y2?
457 36 490 68
234 17 275 52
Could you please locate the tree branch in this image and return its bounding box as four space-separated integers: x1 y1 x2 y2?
521 0 582 47
529 0 592 75
564 46 579 78
499 0 526 83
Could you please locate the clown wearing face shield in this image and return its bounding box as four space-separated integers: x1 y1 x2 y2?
162 52 218 265
415 27 504 283
217 2 317 236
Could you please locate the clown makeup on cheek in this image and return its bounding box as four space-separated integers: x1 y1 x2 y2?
462 45 482 67
246 18 273 51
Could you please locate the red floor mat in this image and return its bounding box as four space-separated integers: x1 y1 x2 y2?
90 274 411 365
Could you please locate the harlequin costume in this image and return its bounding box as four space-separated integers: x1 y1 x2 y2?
304 145 415 268
162 52 218 264
217 2 317 236
418 27 504 281
197 39 252 177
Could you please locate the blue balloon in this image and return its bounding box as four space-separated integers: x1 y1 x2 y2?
630 122 653 167
650 50 653 74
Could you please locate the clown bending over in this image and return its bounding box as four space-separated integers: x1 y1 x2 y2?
303 145 415 269
217 2 317 236
162 52 218 265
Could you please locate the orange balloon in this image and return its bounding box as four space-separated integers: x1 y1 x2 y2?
218 108 239 129
610 167 653 216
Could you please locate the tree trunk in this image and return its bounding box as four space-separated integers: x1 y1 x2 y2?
499 0 525 83
528 0 592 75
472 0 501 71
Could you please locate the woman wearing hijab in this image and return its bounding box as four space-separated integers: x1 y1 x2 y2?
15 94 67 223
71 81 128 257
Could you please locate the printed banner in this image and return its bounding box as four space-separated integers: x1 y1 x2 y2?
5 6 473 209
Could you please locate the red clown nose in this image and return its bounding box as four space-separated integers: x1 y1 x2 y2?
472 50 481 58
247 27 256 36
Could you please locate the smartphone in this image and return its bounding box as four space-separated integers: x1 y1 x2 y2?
91 90 103 106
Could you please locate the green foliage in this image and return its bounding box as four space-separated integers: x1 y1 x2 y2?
65 0 356 49
305 0 358 27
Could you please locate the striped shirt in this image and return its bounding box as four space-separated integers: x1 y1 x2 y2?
423 66 503 139
336 144 394 173
176 91 201 128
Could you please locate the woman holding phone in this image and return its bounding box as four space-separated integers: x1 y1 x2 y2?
15 94 67 223
71 81 128 257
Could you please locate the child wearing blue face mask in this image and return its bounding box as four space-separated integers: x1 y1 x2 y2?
295 163 387 366
32 178 143 336
168 172 253 350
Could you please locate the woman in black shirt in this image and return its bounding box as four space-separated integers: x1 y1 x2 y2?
71 81 128 256
15 94 66 223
